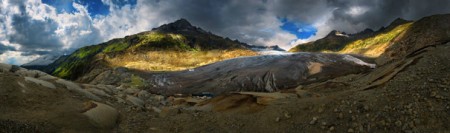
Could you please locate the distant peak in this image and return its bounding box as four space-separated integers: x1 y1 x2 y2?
247 45 285 51
153 18 197 32
326 30 348 37
393 17 407 22
356 28 374 35
388 18 411 27
362 28 374 33
326 30 338 36
172 18 192 27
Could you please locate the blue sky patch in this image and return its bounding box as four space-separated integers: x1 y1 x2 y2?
42 0 77 14
6 57 17 65
42 0 137 17
279 18 317 39
76 0 110 16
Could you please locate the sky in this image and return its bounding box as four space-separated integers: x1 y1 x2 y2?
1 0 450 65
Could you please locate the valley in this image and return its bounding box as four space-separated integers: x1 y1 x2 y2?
1 12 450 133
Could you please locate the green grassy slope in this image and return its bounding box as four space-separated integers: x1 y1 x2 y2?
289 19 413 57
47 19 256 80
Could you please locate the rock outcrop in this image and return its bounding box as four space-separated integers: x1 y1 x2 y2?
82 101 119 128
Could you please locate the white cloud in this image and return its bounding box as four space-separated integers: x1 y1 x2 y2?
0 51 39 65
297 28 312 33
255 32 298 50
346 6 369 17
0 0 104 64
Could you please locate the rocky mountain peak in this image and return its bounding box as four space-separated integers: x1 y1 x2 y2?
387 18 411 29
248 45 286 51
171 18 193 29
361 28 374 34
352 28 375 37
153 18 196 32
326 30 349 37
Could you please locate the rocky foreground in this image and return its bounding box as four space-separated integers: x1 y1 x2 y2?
0 42 449 132
0 51 373 132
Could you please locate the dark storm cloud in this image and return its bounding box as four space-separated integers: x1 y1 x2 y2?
2 0 450 59
271 0 330 23
145 0 274 45
9 14 63 54
137 0 450 46
0 43 15 54
326 0 450 32
7 0 64 55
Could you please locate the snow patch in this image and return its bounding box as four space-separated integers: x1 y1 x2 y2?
343 55 376 68
258 50 293 55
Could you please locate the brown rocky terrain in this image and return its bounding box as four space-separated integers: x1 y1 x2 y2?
1 42 448 132
114 41 450 133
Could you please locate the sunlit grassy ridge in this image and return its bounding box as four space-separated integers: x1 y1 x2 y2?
289 22 413 57
105 49 257 71
340 23 412 57
50 31 255 79
72 45 103 59
103 42 129 53
130 32 193 51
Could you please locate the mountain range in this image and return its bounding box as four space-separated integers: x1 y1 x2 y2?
21 14 450 88
25 19 264 81
289 18 412 57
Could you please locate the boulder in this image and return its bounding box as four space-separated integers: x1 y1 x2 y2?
126 95 144 107
95 84 114 94
38 75 58 81
87 88 111 98
137 90 150 99
16 70 47 78
125 88 140 94
82 101 118 128
150 95 165 101
56 79 101 101
106 85 119 93
24 77 56 89
116 97 126 104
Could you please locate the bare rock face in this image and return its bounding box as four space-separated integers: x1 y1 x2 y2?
144 52 375 96
24 77 56 89
155 18 195 32
15 69 48 78
126 95 144 108
377 14 450 65
87 67 132 86
56 79 101 101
